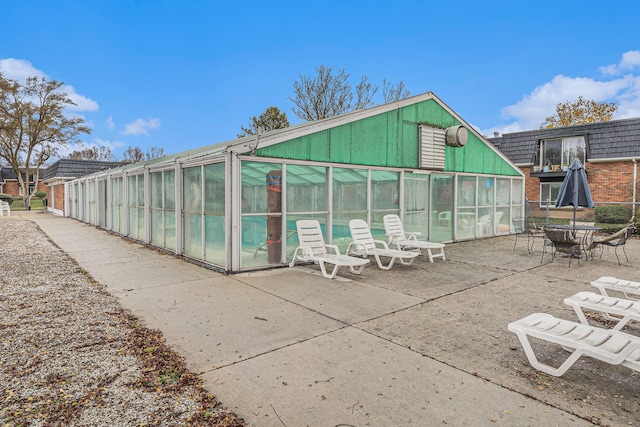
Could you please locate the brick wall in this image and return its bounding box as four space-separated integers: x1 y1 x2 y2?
1 182 20 197
585 161 635 203
49 183 66 214
0 180 46 198
522 160 639 219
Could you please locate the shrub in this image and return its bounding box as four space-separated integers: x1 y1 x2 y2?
594 205 632 224
0 193 14 203
33 191 47 198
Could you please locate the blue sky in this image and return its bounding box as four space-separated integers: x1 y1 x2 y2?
3 0 640 159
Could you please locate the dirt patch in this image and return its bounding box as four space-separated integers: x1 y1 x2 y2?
0 220 245 426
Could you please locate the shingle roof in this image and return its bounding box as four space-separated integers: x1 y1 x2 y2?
488 117 640 164
0 167 18 182
42 159 125 180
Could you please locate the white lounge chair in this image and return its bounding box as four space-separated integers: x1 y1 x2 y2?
591 276 640 301
289 220 369 279
508 312 640 377
383 214 445 262
565 291 640 329
346 219 418 270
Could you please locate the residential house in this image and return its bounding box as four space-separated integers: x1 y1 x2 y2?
42 159 124 216
488 117 640 219
0 166 47 198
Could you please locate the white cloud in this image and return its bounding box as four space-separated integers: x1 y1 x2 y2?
55 138 126 159
0 58 46 80
600 50 640 75
105 116 115 130
123 118 161 136
93 138 126 151
0 58 99 113
482 50 640 137
64 84 99 111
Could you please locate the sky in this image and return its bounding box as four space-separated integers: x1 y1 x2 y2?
2 0 640 160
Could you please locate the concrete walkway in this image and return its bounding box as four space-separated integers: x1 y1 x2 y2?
18 211 607 426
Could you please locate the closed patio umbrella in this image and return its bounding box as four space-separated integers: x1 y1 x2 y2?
554 158 594 230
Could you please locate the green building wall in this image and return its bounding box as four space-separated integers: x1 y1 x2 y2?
255 98 520 176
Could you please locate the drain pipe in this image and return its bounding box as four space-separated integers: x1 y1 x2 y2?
633 159 638 222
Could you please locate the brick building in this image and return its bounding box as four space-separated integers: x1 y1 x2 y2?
0 166 47 197
42 159 124 216
488 117 640 219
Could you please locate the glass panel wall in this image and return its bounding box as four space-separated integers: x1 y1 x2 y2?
148 170 176 251
476 177 494 238
63 158 527 273
456 176 476 240
127 176 136 238
404 172 430 239
371 170 399 241
286 164 328 261
204 163 225 266
495 178 511 234
98 179 107 228
79 182 86 222
164 171 176 251
430 174 453 242
332 167 367 252
113 177 124 234
183 166 202 259
150 171 164 246
241 161 282 268
69 182 77 219
87 180 96 225
127 174 144 240
510 179 524 231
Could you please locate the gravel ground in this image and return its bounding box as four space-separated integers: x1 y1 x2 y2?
0 220 245 427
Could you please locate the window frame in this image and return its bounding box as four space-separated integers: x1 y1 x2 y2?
540 182 563 207
538 136 586 170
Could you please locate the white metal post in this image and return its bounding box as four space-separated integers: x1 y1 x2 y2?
174 162 183 256
144 167 151 244
229 151 241 272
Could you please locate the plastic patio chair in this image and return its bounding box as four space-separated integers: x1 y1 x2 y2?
382 214 445 262
289 219 369 279
347 219 418 270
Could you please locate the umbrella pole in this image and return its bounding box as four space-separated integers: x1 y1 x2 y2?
546 199 550 225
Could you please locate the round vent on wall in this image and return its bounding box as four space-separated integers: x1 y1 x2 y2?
445 125 468 148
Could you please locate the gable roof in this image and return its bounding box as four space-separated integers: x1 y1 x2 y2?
228 92 523 176
42 159 125 181
71 92 523 180
0 166 18 182
488 117 640 165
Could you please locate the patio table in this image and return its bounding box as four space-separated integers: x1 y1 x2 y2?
546 224 602 259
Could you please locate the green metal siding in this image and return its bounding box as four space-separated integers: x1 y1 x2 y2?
446 133 521 176
256 98 520 176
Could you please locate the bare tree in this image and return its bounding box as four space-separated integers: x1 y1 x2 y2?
121 145 165 163
121 146 145 163
68 146 117 161
238 106 290 137
382 79 410 103
0 74 90 208
289 65 378 122
145 146 165 160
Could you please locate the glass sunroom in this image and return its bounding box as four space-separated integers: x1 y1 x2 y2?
66 92 525 273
